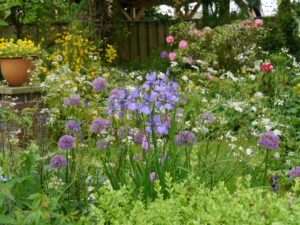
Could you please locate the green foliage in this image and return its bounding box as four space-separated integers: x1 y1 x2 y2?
0 0 20 27
278 0 300 54
168 20 267 72
79 175 300 224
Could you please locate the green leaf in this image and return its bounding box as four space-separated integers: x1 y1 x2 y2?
0 215 16 224
0 19 8 26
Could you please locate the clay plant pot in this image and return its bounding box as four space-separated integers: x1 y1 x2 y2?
0 57 35 86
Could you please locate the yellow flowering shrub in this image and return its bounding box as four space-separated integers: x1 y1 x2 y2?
0 38 41 58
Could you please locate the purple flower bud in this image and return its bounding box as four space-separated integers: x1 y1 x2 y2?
92 77 107 92
258 131 279 149
50 155 67 169
150 172 156 183
58 135 75 150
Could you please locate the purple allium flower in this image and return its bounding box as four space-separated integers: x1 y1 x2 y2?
160 51 168 58
290 167 300 180
65 120 80 132
58 135 75 150
258 131 279 149
97 140 107 150
1 176 8 182
150 172 156 183
64 94 81 106
134 129 142 143
175 131 196 147
50 155 67 169
89 117 106 133
92 77 107 92
201 113 216 124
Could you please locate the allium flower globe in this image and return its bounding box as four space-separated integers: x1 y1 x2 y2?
50 155 67 169
89 117 106 133
58 135 75 150
92 77 106 92
258 131 279 149
290 166 300 180
160 51 168 58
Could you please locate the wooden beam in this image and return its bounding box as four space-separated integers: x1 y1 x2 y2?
135 7 146 20
120 7 132 20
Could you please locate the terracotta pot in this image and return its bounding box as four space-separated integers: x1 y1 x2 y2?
1 57 35 86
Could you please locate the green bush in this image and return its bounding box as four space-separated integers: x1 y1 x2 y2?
79 175 300 224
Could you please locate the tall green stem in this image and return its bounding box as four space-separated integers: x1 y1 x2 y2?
263 149 270 186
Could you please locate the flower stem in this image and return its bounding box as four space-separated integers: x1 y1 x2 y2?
263 149 270 186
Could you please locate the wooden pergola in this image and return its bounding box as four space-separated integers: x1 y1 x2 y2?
120 0 202 21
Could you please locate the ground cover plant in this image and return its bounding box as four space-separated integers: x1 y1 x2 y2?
0 15 300 224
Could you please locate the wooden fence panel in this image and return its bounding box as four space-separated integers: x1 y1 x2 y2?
118 19 202 63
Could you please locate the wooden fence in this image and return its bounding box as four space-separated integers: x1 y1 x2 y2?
0 19 203 63
118 19 203 62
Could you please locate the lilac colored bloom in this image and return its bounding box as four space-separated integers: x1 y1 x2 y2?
201 113 216 124
142 136 148 151
290 167 300 180
117 126 132 138
1 176 8 182
175 131 196 147
93 77 107 92
97 140 107 150
134 129 142 143
64 94 81 106
89 117 106 133
58 135 75 150
150 172 156 183
258 131 279 149
160 51 168 58
50 155 67 169
176 108 184 119
65 120 80 132
130 171 135 178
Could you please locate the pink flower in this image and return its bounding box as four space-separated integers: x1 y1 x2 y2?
188 29 194 35
166 35 174 43
252 23 258 28
199 32 204 36
179 40 188 49
204 26 211 31
261 63 273 72
255 19 263 25
169 52 176 61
